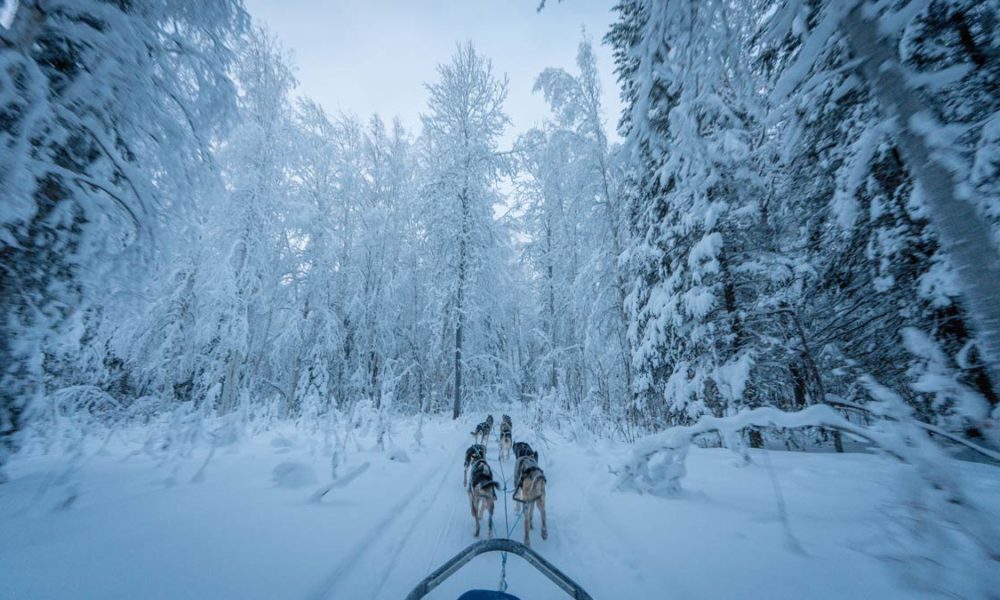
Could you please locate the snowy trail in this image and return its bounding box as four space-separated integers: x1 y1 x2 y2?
319 424 559 599
314 437 465 599
2 417 999 599
306 449 453 599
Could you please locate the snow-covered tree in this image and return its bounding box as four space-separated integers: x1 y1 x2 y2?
419 42 514 419
518 38 635 434
604 0 999 445
758 0 999 435
607 1 772 431
0 0 247 479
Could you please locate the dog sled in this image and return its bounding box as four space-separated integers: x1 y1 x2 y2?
405 538 593 600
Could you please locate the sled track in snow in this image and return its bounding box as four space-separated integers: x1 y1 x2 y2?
422 461 461 577
305 430 531 599
369 459 457 599
305 443 461 600
583 482 649 579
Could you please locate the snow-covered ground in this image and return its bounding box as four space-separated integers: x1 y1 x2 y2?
2 417 998 599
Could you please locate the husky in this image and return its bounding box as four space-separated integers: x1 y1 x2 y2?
513 450 547 546
512 443 537 494
463 444 486 487
471 415 494 446
511 442 538 509
499 415 513 461
467 458 499 538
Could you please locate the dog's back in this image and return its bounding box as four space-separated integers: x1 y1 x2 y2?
469 459 498 495
515 451 538 478
513 448 540 492
520 454 542 481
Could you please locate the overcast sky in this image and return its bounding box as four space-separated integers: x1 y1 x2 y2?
242 0 623 145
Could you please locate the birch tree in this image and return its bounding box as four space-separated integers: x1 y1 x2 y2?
420 42 511 419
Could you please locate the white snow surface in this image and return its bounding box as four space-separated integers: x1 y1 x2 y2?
1 416 998 599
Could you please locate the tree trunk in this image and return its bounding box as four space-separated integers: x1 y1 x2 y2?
546 218 557 390
599 165 636 410
454 287 463 420
287 355 301 417
782 306 842 451
454 189 469 420
220 350 242 414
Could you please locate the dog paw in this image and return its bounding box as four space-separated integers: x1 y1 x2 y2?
541 530 548 540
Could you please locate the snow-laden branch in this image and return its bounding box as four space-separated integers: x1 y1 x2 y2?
824 396 1000 463
839 2 1000 394
616 392 1000 597
616 405 884 496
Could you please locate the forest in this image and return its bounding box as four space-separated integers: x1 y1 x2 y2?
1 0 998 598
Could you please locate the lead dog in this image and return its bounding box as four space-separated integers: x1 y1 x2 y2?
467 458 499 538
463 444 486 487
471 415 494 446
513 450 547 546
499 415 512 461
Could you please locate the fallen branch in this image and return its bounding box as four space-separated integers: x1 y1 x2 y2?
308 461 371 503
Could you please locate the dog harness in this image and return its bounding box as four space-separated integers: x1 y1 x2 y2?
513 465 546 504
470 459 498 499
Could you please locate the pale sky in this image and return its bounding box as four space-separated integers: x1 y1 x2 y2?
242 0 623 145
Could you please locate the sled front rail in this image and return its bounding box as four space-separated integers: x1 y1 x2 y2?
405 538 594 600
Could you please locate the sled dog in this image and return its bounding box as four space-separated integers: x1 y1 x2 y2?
467 458 499 538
